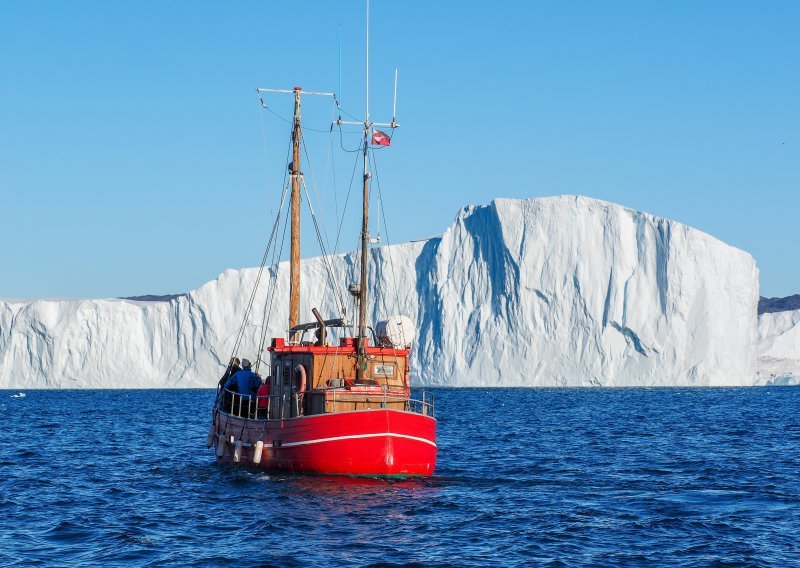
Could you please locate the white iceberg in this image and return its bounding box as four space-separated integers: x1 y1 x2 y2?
0 196 760 388
756 309 800 386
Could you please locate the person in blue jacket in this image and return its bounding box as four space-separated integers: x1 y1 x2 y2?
224 359 261 416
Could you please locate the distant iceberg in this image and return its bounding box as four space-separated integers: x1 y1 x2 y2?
756 309 800 385
0 196 762 388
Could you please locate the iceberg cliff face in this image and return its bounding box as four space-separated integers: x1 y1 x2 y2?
0 196 759 388
414 197 758 386
756 309 800 385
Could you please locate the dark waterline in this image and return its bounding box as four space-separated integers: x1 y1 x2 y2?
1 388 798 566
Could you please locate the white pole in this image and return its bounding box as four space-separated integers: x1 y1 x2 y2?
393 68 398 123
365 0 370 123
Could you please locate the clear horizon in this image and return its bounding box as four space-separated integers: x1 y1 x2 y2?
2 1 798 298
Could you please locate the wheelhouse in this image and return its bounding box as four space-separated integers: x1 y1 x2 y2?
216 317 433 421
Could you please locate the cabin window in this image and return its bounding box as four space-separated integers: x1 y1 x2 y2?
283 361 292 386
274 365 280 389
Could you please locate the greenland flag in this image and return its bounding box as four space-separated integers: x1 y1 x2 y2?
371 129 391 146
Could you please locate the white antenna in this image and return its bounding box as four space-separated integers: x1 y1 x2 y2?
392 68 398 126
365 0 370 123
335 0 398 131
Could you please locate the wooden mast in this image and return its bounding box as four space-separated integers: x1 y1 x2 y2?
356 0 372 381
289 87 302 341
356 123 370 380
255 86 333 344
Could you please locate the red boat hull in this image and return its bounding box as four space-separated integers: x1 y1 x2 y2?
213 409 437 477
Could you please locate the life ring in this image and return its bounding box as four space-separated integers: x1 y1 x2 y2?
294 364 307 393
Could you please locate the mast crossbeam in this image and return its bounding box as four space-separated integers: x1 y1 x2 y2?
256 88 335 97
336 120 399 128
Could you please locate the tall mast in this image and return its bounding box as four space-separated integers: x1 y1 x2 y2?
356 0 372 380
331 0 398 379
289 87 302 340
357 117 370 379
255 86 334 342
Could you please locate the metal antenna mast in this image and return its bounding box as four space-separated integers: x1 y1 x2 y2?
336 0 400 380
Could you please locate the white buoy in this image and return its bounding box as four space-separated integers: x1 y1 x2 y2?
233 440 243 463
253 441 264 464
206 423 216 448
215 436 226 458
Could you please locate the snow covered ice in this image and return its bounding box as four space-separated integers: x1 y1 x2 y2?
756 309 800 386
0 196 768 388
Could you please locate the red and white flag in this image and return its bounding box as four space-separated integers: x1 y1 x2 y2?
371 129 391 146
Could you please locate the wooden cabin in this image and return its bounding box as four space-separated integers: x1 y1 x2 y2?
266 319 411 419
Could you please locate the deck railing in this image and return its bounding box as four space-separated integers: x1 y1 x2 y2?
215 385 435 420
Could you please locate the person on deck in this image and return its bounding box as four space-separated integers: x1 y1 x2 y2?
219 357 241 388
224 359 261 417
256 376 271 419
218 357 241 411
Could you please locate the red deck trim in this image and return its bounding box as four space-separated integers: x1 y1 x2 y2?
268 342 409 357
218 406 436 425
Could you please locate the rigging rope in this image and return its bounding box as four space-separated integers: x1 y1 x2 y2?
255 175 293 373
370 149 409 372
336 123 363 153
299 131 349 319
333 97 363 154
227 177 290 370
260 99 335 133
370 150 404 318
228 93 412 385
226 120 293 374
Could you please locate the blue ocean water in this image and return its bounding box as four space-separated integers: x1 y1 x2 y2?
1 388 798 566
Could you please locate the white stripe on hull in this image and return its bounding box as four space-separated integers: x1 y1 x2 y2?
217 432 435 448
222 431 438 449
280 432 436 448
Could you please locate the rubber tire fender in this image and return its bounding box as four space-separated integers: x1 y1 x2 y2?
294 364 307 393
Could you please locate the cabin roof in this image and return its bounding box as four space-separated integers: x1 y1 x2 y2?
269 337 409 357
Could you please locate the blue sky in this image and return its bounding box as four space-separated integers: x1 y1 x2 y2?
1 1 798 299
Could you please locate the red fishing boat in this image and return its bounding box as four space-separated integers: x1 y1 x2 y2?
207 8 436 477
210 334 436 476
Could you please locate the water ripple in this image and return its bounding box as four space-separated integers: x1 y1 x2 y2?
1 387 798 565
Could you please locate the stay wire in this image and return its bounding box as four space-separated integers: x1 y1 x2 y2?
300 129 337 266
299 131 349 318
370 150 404 313
229 117 292 372
333 143 362 256
256 181 292 372
228 176 290 369
370 149 408 367
334 94 364 123
255 128 296 369
256 175 292 370
260 99 334 133
337 123 363 153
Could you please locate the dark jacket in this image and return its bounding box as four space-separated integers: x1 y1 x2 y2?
225 369 260 400
219 364 242 389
